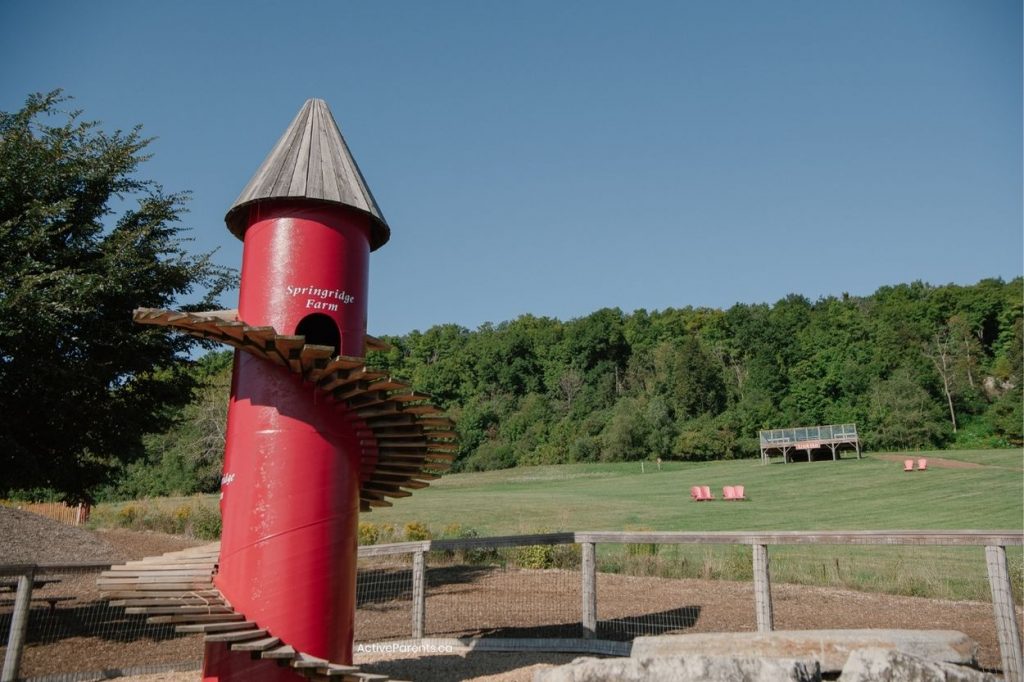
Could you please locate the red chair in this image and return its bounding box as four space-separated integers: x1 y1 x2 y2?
917 458 928 471
904 459 914 472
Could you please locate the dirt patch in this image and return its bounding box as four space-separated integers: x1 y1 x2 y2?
94 528 206 560
96 566 1019 681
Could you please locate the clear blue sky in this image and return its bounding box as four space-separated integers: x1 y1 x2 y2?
2 1 1021 336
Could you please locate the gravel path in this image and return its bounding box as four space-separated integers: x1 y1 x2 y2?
0 506 125 563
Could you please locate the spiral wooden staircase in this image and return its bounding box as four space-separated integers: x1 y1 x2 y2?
97 307 456 681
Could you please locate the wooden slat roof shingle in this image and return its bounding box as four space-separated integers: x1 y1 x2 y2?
225 99 390 250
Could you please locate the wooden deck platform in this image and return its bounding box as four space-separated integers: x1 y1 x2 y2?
758 424 860 464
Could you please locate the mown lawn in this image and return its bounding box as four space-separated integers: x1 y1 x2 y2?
92 449 1023 600
362 449 1023 601
365 449 1023 534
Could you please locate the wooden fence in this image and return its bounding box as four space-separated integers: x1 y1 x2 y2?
363 530 1023 682
5 502 90 526
3 530 1022 682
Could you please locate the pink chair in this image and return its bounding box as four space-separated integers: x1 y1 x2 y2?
904 459 914 472
700 485 715 500
917 458 928 471
733 485 746 500
690 486 702 501
723 486 736 500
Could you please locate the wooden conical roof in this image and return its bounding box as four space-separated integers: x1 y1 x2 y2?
225 99 390 250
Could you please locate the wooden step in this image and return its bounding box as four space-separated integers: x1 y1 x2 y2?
127 605 234 615
102 569 214 578
231 636 282 652
176 620 259 634
260 644 298 660
314 663 361 677
290 653 331 669
102 590 221 600
151 612 244 624
111 597 226 608
204 628 269 644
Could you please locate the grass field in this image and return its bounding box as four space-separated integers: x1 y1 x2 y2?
91 449 1023 601
363 448 1024 602
364 449 1023 534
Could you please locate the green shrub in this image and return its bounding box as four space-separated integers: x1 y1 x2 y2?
404 521 432 541
117 504 140 528
191 505 222 540
514 544 555 569
549 543 581 569
512 543 580 569
171 504 192 535
377 523 398 543
358 522 380 546
440 523 466 538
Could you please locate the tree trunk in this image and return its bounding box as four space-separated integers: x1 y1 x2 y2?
943 373 958 433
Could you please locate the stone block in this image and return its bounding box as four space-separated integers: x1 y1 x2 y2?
534 655 821 682
631 629 979 672
839 648 998 681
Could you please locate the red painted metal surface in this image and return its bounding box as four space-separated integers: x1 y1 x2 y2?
206 200 373 679
237 201 371 357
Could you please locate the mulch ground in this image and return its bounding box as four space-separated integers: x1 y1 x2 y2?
2 510 1020 681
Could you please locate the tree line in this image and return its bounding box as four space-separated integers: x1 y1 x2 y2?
119 277 1021 499
368 279 1022 471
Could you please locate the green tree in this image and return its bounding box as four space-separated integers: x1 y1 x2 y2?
404 324 473 406
0 91 235 502
867 368 947 450
984 315 1023 443
111 351 233 499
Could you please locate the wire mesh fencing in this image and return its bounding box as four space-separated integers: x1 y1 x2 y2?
423 545 581 640
3 532 1020 680
1 564 205 680
354 552 415 642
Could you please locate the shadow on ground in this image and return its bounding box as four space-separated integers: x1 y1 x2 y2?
358 651 588 682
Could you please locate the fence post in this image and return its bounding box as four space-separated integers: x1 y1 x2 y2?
2 567 35 682
581 542 596 639
986 545 1023 682
752 544 774 633
411 550 426 639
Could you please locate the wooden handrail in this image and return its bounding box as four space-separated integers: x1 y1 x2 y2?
572 530 1024 546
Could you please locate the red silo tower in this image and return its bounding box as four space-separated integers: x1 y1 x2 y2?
209 98 388 680
117 100 454 682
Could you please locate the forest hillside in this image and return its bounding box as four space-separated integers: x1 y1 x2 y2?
110 277 1022 500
